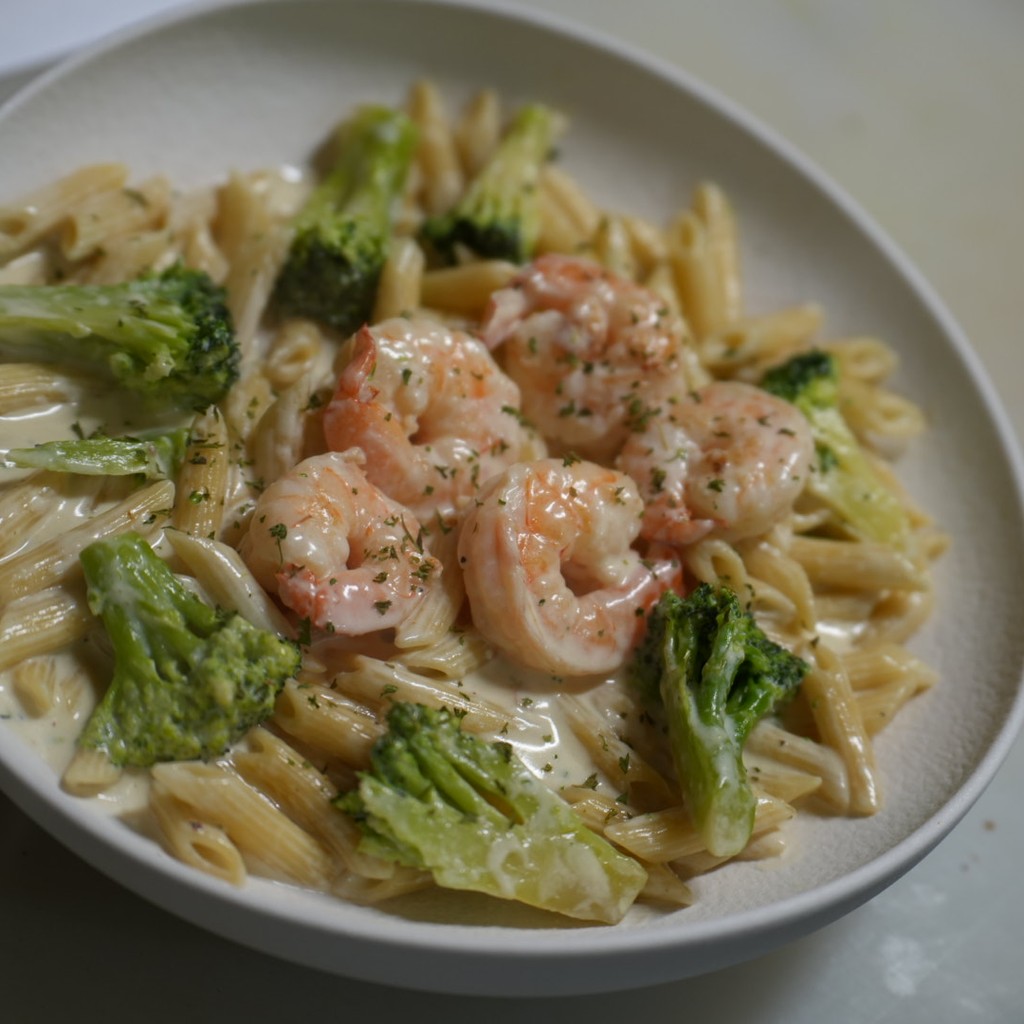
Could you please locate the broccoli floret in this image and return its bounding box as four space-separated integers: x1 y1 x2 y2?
78 531 300 767
273 105 417 333
630 585 807 859
6 427 188 479
761 349 909 545
0 265 237 412
421 103 560 264
336 702 647 923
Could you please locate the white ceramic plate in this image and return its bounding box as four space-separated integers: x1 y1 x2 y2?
1 0 1022 998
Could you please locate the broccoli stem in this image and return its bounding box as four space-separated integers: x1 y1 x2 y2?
5 428 188 479
658 597 758 858
0 266 237 412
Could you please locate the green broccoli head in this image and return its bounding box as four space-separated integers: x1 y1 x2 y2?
78 531 300 767
273 105 417 333
336 702 647 923
420 103 561 264
630 585 807 859
5 427 188 479
760 349 910 545
0 265 237 412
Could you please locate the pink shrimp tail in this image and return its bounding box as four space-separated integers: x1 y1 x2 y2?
323 327 383 451
480 284 529 350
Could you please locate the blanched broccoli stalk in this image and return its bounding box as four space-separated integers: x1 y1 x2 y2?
273 105 417 333
78 531 300 767
0 265 237 412
5 427 188 479
760 349 910 546
421 103 560 264
336 702 647 924
630 585 807 859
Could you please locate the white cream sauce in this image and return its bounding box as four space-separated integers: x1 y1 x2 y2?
0 394 628 823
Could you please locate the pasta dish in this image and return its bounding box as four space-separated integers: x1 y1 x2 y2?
0 82 947 924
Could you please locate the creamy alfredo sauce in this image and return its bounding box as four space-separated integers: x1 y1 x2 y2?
0 391 620 828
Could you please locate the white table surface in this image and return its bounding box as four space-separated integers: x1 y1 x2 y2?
2 2 1022 1021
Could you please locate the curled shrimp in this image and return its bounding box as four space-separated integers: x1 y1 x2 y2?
239 450 440 635
457 457 680 677
617 380 814 544
322 317 542 520
480 253 701 462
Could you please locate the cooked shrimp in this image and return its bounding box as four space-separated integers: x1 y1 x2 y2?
239 450 441 635
617 380 814 544
322 317 542 520
457 458 681 677
480 253 702 462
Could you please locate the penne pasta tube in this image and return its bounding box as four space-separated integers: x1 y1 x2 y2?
591 214 638 280
273 678 383 768
393 521 464 650
263 317 330 392
604 790 794 864
841 642 939 693
391 628 491 680
745 719 850 813
407 79 464 216
10 656 85 718
0 586 95 673
560 695 677 812
215 171 294 357
0 363 81 413
454 88 502 178
249 369 323 491
163 530 294 637
667 210 723 339
420 260 518 316
150 781 248 885
0 163 127 261
823 335 898 384
638 862 695 907
329 654 515 736
372 235 425 322
856 675 928 736
839 376 927 454
0 471 88 558
538 165 601 239
232 727 392 879
80 228 178 285
801 643 879 815
787 535 926 592
0 479 174 603
61 747 123 797
60 176 171 261
743 754 822 804
151 760 334 888
172 408 229 539
692 181 742 324
621 214 669 274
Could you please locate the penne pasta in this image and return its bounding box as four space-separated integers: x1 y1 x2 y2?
172 408 230 539
150 781 248 886
407 79 464 217
0 163 127 261
151 760 335 888
0 479 174 602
